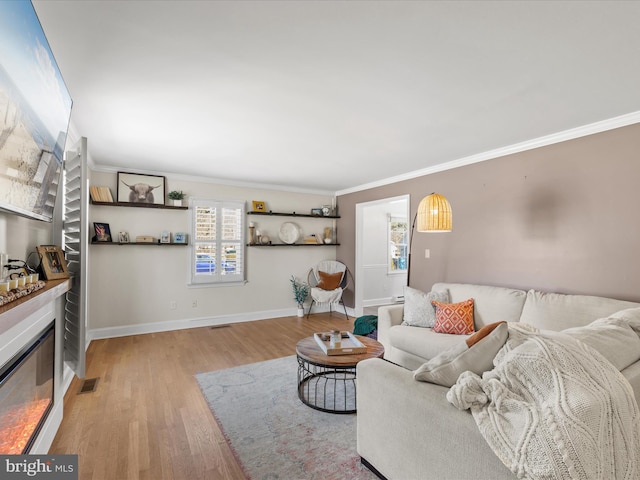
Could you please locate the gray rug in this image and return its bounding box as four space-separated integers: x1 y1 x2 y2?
195 355 377 480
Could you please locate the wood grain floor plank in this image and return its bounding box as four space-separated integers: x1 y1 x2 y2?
50 313 356 480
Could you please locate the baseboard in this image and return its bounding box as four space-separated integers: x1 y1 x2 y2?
88 305 357 341
360 457 387 480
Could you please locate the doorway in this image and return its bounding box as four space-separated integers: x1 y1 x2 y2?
354 194 409 317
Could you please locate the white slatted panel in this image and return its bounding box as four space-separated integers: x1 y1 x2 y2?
62 137 88 378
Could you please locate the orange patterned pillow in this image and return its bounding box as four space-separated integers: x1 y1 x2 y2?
431 298 475 335
317 271 342 290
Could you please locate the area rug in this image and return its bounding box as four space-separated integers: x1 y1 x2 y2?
195 355 377 480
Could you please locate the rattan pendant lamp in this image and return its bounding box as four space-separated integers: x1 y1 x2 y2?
407 193 452 286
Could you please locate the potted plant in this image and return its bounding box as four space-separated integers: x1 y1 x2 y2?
290 275 309 317
168 190 185 206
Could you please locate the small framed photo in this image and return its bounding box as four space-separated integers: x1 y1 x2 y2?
118 231 130 243
252 200 266 212
93 222 112 243
36 245 70 280
173 232 188 244
117 172 166 205
310 208 322 216
160 231 171 244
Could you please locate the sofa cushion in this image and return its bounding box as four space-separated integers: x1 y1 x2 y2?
402 286 449 328
519 290 640 331
389 325 468 362
414 322 508 386
432 283 527 329
563 313 640 371
432 299 475 334
466 321 506 347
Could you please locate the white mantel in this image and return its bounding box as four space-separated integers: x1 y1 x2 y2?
0 279 72 453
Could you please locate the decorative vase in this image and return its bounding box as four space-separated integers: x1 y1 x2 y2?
297 306 304 317
172 199 182 207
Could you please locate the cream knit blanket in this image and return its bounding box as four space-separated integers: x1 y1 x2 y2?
447 323 640 480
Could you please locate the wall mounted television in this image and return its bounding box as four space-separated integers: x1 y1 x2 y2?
0 1 73 222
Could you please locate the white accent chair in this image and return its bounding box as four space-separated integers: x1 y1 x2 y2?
306 260 351 319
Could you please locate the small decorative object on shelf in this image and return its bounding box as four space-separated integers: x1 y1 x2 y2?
93 222 112 243
310 208 322 216
136 235 156 243
160 231 171 244
252 200 266 212
168 190 185 206
173 232 188 244
321 205 331 216
89 186 114 203
260 234 271 245
36 245 70 280
248 222 256 245
290 275 309 317
118 232 130 243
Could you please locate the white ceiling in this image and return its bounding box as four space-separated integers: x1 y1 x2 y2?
33 1 640 194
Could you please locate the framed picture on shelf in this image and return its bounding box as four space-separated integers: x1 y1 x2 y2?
36 245 70 280
310 208 322 216
93 222 112 243
118 231 130 243
173 232 188 244
117 172 166 205
160 231 171 244
252 200 266 212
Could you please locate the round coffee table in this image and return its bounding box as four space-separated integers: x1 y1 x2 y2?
296 335 384 414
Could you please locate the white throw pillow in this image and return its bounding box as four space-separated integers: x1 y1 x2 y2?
413 322 508 387
563 315 640 371
402 287 449 328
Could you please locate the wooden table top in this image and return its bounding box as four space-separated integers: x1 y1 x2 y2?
296 335 384 367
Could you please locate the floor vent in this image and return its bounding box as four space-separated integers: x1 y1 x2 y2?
210 324 230 330
78 377 99 395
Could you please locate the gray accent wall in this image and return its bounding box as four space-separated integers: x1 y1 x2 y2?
337 123 640 305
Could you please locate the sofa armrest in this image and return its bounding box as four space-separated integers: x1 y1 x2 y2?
377 304 404 352
356 358 515 480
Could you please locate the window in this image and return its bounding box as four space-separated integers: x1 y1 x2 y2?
388 215 408 274
190 198 245 285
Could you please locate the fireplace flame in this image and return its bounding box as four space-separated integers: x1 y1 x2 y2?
0 399 51 454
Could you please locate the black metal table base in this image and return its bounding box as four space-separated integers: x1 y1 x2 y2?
297 355 357 414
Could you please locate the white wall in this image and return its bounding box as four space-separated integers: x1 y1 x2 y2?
87 170 338 338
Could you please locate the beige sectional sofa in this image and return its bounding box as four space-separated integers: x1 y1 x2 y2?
357 283 640 480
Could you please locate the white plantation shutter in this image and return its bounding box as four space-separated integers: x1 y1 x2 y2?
190 198 245 285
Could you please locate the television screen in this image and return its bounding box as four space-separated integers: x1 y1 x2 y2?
0 1 73 222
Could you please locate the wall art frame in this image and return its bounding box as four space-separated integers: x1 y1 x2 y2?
117 172 166 205
36 245 70 280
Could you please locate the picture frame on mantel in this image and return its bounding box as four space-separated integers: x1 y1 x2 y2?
117 172 166 205
36 245 70 280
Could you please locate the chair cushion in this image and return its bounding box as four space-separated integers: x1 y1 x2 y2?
317 271 342 290
402 286 449 328
432 299 475 335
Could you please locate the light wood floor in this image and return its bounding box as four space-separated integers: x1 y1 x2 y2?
49 313 356 480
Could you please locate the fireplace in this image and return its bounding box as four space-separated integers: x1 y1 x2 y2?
0 323 55 454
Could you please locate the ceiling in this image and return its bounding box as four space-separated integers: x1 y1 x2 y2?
33 1 640 194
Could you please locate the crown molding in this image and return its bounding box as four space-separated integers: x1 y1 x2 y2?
90 164 335 196
336 111 640 197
